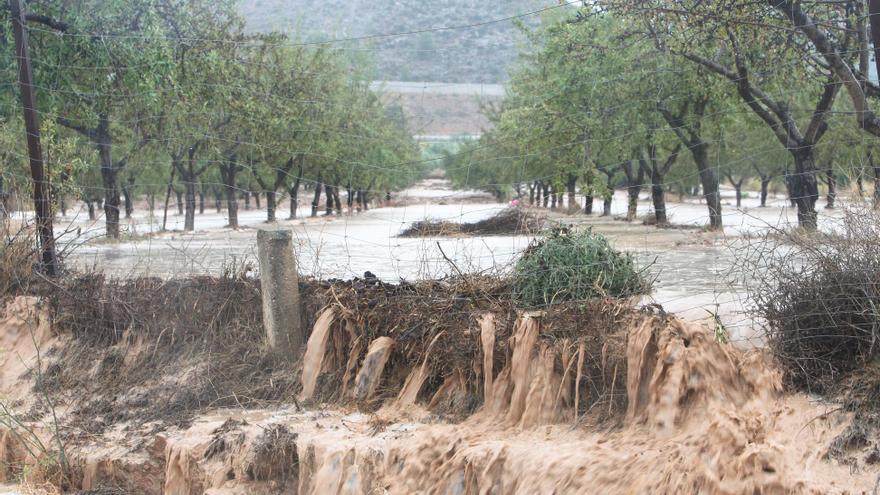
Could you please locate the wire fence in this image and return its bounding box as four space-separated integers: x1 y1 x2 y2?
3 0 880 355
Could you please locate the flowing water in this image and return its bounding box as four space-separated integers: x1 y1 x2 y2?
0 297 870 493
54 179 839 346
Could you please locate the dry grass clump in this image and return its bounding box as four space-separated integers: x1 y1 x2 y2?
302 275 517 411
305 275 637 420
31 265 641 433
743 208 880 396
247 424 298 481
44 270 305 432
0 227 36 296
399 208 545 237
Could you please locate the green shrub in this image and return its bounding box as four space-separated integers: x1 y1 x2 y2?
512 228 650 307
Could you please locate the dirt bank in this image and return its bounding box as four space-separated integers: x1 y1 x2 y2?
0 283 875 493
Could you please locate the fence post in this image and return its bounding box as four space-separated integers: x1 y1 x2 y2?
9 0 58 275
257 229 303 356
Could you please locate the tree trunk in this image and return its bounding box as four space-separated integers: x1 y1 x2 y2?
176 190 184 215
760 176 771 207
325 184 334 215
253 191 261 210
734 183 742 208
122 184 133 219
784 174 797 207
529 182 536 205
243 192 251 210
333 185 342 214
90 117 122 239
650 168 667 225
98 140 121 239
162 163 175 231
566 173 577 209
289 173 302 220
184 177 196 232
266 190 276 222
198 190 205 215
86 199 96 221
692 145 722 230
311 177 322 217
550 187 558 209
214 189 222 213
622 160 644 222
825 168 836 209
542 183 550 208
627 186 640 221
102 170 121 238
791 148 819 229
220 161 239 229
289 190 298 219
600 170 615 217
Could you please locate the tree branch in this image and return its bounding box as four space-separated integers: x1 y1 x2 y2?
657 104 694 147
804 72 841 144
660 143 682 176
24 13 70 32
55 116 92 139
770 0 880 137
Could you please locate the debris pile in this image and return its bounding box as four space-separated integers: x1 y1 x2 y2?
399 208 545 237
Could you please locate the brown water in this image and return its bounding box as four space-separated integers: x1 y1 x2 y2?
0 296 874 493
61 180 814 346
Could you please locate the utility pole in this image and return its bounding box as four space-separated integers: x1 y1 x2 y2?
9 0 58 276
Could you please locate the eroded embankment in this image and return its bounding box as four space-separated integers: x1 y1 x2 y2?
0 282 875 493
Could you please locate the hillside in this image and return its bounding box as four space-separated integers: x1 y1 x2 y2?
237 0 557 83
373 81 503 136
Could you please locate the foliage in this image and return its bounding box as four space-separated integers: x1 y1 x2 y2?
0 0 421 237
512 228 650 307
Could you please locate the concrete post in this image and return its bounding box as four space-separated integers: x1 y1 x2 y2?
257 229 303 356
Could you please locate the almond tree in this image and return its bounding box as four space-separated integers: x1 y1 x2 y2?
603 1 848 229
5 0 172 238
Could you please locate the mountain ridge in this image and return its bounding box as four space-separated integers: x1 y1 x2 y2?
237 0 557 83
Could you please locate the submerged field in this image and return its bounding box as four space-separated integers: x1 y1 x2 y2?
0 179 872 493
52 178 845 345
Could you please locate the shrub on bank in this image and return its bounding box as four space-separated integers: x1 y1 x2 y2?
0 228 35 296
512 228 651 307
746 209 880 395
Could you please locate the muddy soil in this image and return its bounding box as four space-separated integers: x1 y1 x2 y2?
0 295 875 493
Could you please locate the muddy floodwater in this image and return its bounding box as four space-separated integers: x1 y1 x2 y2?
1 182 873 495
51 179 848 346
